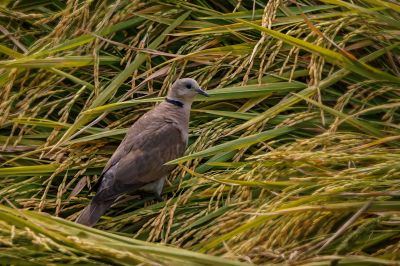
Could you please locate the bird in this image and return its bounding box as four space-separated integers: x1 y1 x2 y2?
76 78 209 227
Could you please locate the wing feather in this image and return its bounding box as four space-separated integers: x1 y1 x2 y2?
93 113 186 201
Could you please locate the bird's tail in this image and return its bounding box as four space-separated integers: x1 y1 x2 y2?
76 198 114 227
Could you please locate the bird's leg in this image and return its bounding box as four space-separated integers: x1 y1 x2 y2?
136 190 163 202
138 177 165 202
153 193 163 202
136 190 152 199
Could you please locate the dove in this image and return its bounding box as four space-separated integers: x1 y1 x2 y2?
76 78 209 227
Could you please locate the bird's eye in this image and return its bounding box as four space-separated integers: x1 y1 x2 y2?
186 84 192 89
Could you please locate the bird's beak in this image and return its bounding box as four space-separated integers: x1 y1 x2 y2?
195 87 209 97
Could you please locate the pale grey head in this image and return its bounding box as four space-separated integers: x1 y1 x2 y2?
167 78 209 104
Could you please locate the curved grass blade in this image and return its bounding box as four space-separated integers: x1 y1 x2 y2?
83 82 305 115
167 126 294 165
0 56 119 68
293 93 384 137
0 164 60 176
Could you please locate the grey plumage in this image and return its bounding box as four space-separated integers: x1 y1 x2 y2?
76 78 208 227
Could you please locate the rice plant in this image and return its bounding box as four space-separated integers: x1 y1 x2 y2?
1 0 400 265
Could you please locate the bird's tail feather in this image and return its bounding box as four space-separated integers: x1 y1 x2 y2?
76 198 114 227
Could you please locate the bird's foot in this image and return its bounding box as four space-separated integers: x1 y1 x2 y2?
137 191 164 202
153 194 164 202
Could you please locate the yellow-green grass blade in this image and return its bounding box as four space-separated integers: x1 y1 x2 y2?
360 0 400 12
0 56 119 68
179 151 238 181
12 117 72 129
49 68 95 90
212 178 299 190
205 162 247 168
320 0 379 12
0 135 45 146
172 20 261 36
81 97 163 115
0 44 24 58
83 82 305 115
12 117 101 134
229 86 318 135
299 255 400 266
294 93 384 137
135 13 216 29
202 82 306 101
192 43 255 56
0 147 56 168
173 8 383 36
167 126 294 165
201 5 336 20
192 109 257 120
319 0 400 28
171 206 233 237
67 128 128 144
0 164 60 176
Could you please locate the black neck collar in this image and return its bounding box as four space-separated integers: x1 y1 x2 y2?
165 97 184 108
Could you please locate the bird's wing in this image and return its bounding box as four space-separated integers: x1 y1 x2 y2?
93 116 186 201
91 111 157 193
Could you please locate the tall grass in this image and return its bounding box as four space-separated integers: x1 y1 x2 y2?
0 0 400 265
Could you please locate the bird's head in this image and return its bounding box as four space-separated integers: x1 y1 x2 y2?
167 78 209 104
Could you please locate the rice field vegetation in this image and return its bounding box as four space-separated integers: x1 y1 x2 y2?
1 0 400 265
